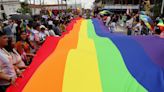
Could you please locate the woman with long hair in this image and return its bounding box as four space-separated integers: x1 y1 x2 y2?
5 38 27 70
15 31 34 65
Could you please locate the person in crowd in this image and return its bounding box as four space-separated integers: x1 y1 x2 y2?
48 18 53 26
154 20 161 35
41 25 50 36
3 20 15 39
122 13 127 26
119 15 124 27
110 15 117 33
105 15 111 27
39 25 48 44
126 15 134 35
133 20 142 35
15 31 34 65
5 38 27 71
0 31 17 92
29 23 40 53
52 20 62 36
59 21 66 32
141 22 149 35
48 25 59 37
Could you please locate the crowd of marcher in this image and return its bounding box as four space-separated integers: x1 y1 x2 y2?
100 12 164 38
0 11 74 92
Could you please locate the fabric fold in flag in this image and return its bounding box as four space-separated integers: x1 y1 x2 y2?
62 20 102 92
7 18 164 92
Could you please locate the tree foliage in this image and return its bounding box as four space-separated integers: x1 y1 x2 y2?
17 2 31 14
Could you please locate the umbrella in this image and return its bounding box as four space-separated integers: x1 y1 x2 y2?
140 14 154 31
21 15 32 20
10 14 22 20
140 15 153 24
157 19 164 27
99 10 113 15
10 14 32 20
140 11 146 15
157 19 164 31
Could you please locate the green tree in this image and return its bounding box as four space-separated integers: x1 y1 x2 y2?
17 2 31 14
153 0 162 17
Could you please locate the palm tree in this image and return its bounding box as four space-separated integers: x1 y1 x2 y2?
57 0 59 10
29 0 31 4
161 0 164 14
40 0 41 5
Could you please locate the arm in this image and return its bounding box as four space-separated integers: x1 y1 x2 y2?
0 72 16 85
17 66 27 70
13 65 22 77
26 53 35 57
0 72 10 81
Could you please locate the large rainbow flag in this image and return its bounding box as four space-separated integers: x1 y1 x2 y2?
7 18 164 92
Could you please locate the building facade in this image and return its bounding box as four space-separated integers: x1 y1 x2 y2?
29 4 67 15
95 0 155 12
100 0 154 4
0 0 21 19
29 4 81 15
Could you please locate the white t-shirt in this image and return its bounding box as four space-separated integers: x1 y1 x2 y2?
134 23 142 31
126 18 134 28
48 20 53 25
39 31 47 41
45 30 50 36
49 30 59 37
29 29 39 41
11 23 18 34
106 16 111 26
0 48 17 86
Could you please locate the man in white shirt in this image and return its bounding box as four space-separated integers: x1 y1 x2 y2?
0 31 16 92
126 16 134 35
39 25 47 42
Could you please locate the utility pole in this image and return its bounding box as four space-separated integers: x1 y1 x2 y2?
61 0 63 11
75 0 77 9
34 0 36 15
57 0 59 10
121 0 123 13
42 0 44 5
0 0 3 19
161 0 164 14
153 0 156 15
66 0 67 10
40 0 42 5
29 0 31 4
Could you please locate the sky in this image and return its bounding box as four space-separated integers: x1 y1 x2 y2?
20 0 95 9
